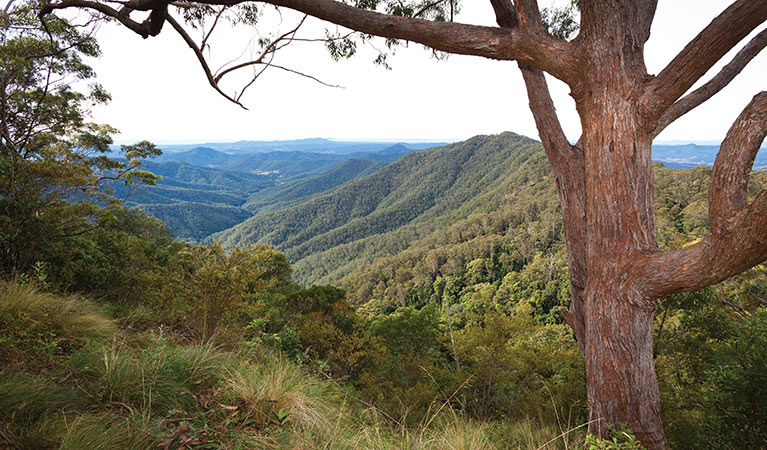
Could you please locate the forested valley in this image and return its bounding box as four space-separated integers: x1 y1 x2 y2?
2 2 767 449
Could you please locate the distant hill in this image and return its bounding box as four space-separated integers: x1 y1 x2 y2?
209 133 550 282
107 161 276 243
209 133 767 293
115 151 399 242
156 144 438 175
123 136 766 247
155 147 247 167
138 202 253 243
216 151 348 176
652 143 767 169
156 138 447 155
243 158 387 214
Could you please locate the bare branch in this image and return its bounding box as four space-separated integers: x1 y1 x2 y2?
268 64 341 88
234 58 271 102
642 92 767 298
201 6 228 51
642 0 767 122
412 0 447 19
652 28 767 137
4 0 17 14
213 14 306 83
165 13 249 109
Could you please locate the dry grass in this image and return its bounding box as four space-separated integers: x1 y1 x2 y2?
224 353 336 433
0 282 115 369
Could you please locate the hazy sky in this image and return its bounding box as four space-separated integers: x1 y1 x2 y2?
85 1 767 144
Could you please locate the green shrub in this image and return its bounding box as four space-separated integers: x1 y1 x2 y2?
584 424 644 449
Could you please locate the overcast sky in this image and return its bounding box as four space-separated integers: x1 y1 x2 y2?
85 1 767 145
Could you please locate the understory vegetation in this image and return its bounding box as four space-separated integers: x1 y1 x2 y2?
2 163 766 449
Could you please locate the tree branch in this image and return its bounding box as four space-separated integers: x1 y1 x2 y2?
262 0 578 80
49 0 577 83
513 0 546 35
489 0 516 28
709 92 767 236
652 28 767 137
213 15 306 83
642 92 767 298
487 0 587 343
201 6 228 51
521 65 587 345
165 13 249 109
642 0 767 122
41 0 161 38
268 64 341 88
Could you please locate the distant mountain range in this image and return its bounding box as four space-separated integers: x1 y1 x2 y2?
653 143 767 169
155 138 447 156
119 135 766 245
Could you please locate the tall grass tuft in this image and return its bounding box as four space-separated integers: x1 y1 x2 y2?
0 282 115 370
224 352 337 433
58 413 155 450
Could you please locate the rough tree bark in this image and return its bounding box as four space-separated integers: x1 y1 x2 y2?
40 0 767 448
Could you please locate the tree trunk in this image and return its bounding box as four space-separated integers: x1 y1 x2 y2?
568 43 667 444
582 284 665 449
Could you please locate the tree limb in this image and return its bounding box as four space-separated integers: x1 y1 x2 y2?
46 0 579 83
201 6 228 51
257 0 578 81
652 28 767 137
642 92 767 298
488 0 587 344
41 0 162 38
520 65 587 346
213 15 306 83
642 0 767 122
489 0 516 29
165 13 249 109
513 0 546 35
709 92 767 236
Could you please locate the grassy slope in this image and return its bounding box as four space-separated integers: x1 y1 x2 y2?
0 282 587 449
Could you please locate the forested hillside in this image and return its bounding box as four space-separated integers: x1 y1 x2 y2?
209 132 766 335
108 161 274 242
336 164 725 317
118 144 432 242
212 133 549 274
243 158 387 213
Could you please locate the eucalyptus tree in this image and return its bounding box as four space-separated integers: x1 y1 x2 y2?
38 0 767 447
0 1 160 275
